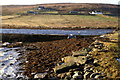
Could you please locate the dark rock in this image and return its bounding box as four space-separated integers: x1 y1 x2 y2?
84 72 92 79
26 46 36 50
53 62 76 73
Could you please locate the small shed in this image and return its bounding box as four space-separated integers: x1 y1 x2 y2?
37 6 44 10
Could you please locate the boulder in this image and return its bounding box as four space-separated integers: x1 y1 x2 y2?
34 72 47 79
63 56 87 64
53 62 76 73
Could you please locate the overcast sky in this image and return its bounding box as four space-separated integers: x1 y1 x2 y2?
0 0 120 5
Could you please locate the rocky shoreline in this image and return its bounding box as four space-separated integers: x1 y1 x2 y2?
44 32 120 80
0 31 120 79
2 25 117 30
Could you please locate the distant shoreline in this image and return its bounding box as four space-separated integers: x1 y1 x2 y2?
2 25 117 30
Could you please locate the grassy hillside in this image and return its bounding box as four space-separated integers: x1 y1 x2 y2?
2 14 118 29
2 3 119 29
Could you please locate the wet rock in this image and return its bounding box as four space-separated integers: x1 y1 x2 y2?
16 73 25 79
66 72 72 78
93 40 100 45
53 62 76 73
92 48 101 52
72 72 82 79
84 65 91 70
4 49 12 52
93 59 99 64
64 76 71 79
1 63 5 66
34 72 47 79
90 73 101 78
2 42 10 47
94 75 103 79
57 73 66 79
84 72 92 79
7 42 23 48
0 52 4 57
63 56 87 64
90 68 94 71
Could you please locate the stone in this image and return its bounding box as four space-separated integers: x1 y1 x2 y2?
72 50 88 57
84 72 92 79
63 56 87 64
90 73 101 78
72 72 82 79
84 65 91 70
2 42 10 47
93 40 100 45
53 62 76 73
93 59 99 64
94 75 103 79
90 68 94 71
61 73 66 79
57 73 66 79
84 69 93 73
94 44 103 49
34 72 47 79
71 78 75 80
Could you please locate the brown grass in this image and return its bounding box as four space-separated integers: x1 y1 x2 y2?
2 14 118 28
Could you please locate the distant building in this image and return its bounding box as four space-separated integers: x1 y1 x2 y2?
27 11 38 14
89 11 103 15
37 6 45 10
69 11 78 14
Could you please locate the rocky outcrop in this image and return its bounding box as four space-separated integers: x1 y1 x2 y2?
50 38 110 79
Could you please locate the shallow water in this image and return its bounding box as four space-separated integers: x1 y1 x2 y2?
1 29 114 35
0 46 26 79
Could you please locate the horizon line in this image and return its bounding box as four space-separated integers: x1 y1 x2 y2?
1 2 119 6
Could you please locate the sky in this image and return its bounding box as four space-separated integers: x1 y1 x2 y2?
0 0 120 5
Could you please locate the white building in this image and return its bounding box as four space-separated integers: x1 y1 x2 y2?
89 11 103 15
